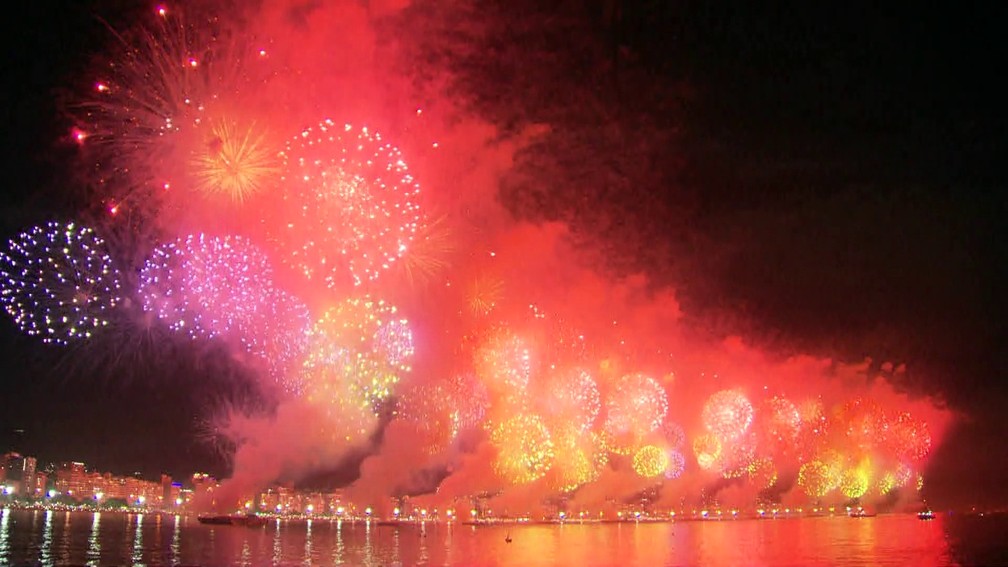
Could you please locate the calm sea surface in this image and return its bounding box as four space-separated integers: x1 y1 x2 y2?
0 508 1005 566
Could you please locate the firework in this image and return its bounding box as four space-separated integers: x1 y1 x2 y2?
138 234 274 341
877 472 897 495
538 367 600 433
242 289 310 390
633 445 669 478
491 413 555 485
397 214 453 287
373 317 415 370
602 373 668 452
795 399 830 458
888 412 932 461
473 329 534 409
273 120 421 288
396 382 462 454
746 456 777 489
191 118 279 202
716 436 757 479
296 344 376 442
840 467 870 499
549 426 607 492
665 450 686 480
759 396 801 452
701 389 754 442
446 372 489 432
0 222 122 344
693 434 722 471
71 5 261 207
837 398 888 452
798 460 838 498
466 274 504 317
302 298 413 410
660 421 687 449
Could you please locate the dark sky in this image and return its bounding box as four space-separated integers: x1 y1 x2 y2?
0 1 1005 506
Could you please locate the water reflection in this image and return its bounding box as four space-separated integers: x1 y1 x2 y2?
85 512 101 566
131 513 143 566
170 514 180 566
417 523 428 565
0 508 10 565
303 518 313 565
39 509 53 565
332 519 344 565
0 510 997 566
239 538 251 567
272 518 282 564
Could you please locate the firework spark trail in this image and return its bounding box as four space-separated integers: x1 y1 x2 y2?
72 5 264 209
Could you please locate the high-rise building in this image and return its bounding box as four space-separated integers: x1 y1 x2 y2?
54 462 88 499
1 453 25 495
21 456 36 497
32 471 47 498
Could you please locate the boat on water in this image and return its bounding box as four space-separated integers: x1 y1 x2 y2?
848 508 877 518
918 510 936 520
198 514 267 527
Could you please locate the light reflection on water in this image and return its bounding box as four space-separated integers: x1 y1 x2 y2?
0 507 10 564
85 511 100 566
0 509 1002 566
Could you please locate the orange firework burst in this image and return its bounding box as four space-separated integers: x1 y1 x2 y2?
191 119 279 202
466 274 504 317
71 5 257 209
491 413 555 485
548 426 607 492
840 467 871 499
398 214 453 286
693 433 722 471
632 445 669 478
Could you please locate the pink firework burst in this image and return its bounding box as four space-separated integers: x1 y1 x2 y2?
272 120 422 288
138 234 274 341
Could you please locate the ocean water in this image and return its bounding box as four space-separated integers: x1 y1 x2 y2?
0 508 1005 566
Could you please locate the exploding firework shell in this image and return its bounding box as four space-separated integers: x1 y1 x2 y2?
746 456 777 489
189 118 280 203
138 234 274 341
836 398 889 452
274 120 421 288
665 449 686 479
798 460 839 498
660 421 687 450
537 367 600 433
702 388 754 443
840 468 871 499
243 289 311 390
887 412 932 461
715 435 757 479
396 382 463 454
473 329 534 412
0 222 122 344
491 413 555 485
297 344 377 442
633 445 669 478
301 297 414 411
693 433 722 471
602 373 669 450
759 395 801 453
72 6 269 208
549 426 608 492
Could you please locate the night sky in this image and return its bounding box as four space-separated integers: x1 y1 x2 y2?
0 1 1005 508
